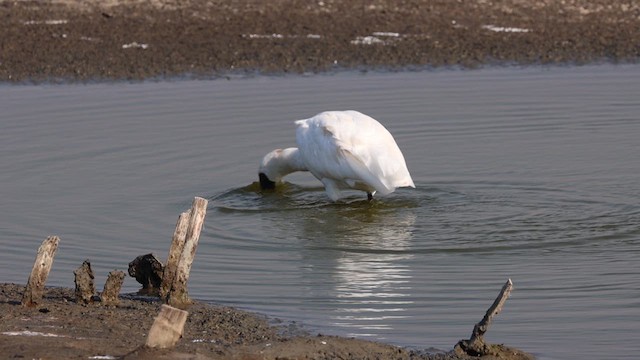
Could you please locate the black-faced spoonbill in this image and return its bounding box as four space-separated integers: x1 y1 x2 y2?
259 110 415 201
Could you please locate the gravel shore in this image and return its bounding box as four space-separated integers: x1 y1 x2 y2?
1 283 533 359
1 0 638 82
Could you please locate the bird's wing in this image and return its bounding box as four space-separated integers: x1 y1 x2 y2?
339 111 415 190
295 117 352 181
295 111 412 195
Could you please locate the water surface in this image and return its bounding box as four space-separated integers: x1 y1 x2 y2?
1 65 639 360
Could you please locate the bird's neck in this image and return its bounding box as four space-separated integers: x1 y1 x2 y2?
267 147 307 182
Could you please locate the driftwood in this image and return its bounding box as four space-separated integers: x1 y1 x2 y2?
159 212 189 299
128 253 164 294
22 236 60 307
161 197 208 308
455 278 514 357
101 270 125 306
74 260 96 304
145 304 189 348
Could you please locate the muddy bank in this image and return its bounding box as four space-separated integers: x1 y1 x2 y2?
1 0 638 82
0 283 533 360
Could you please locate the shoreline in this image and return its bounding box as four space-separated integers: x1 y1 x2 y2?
0 282 534 359
1 0 638 82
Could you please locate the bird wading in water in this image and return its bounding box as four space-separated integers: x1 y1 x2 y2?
258 110 415 201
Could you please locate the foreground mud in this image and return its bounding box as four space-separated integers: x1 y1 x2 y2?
0 283 533 360
1 0 638 82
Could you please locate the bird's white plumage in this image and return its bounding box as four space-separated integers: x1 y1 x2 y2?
259 110 415 201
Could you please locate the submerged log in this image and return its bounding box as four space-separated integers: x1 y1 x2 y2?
146 304 189 349
101 270 125 306
22 236 60 307
455 278 514 357
128 253 164 294
163 197 208 308
74 260 96 304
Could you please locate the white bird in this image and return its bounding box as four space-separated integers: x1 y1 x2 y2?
258 110 415 201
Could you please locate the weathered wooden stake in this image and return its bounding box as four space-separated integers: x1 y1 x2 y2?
159 212 190 299
455 278 514 356
22 236 60 307
145 304 189 348
101 270 125 306
74 260 96 304
164 197 208 308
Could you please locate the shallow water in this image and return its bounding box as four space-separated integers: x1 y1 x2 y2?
1 65 639 360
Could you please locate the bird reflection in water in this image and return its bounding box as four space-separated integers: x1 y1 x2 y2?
301 204 417 340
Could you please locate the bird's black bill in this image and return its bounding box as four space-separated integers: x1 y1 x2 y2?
259 172 276 190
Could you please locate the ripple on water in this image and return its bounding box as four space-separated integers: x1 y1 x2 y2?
206 178 638 257
209 181 420 212
413 180 640 255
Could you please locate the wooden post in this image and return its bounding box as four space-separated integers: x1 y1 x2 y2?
455 279 514 356
74 260 96 304
164 197 208 308
159 212 189 299
146 304 189 348
101 270 125 306
22 236 60 307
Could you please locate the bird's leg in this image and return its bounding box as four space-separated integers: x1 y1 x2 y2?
367 192 373 201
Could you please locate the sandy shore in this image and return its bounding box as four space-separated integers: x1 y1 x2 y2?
1 0 638 82
0 283 533 359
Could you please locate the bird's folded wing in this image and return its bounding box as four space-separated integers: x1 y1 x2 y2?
338 148 395 194
296 114 411 194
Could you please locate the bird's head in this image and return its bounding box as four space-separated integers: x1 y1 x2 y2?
258 149 284 190
258 172 276 190
258 148 303 190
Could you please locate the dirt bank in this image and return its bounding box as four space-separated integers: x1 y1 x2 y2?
0 283 533 360
1 0 638 82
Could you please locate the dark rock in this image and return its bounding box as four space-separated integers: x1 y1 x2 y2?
128 253 164 293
